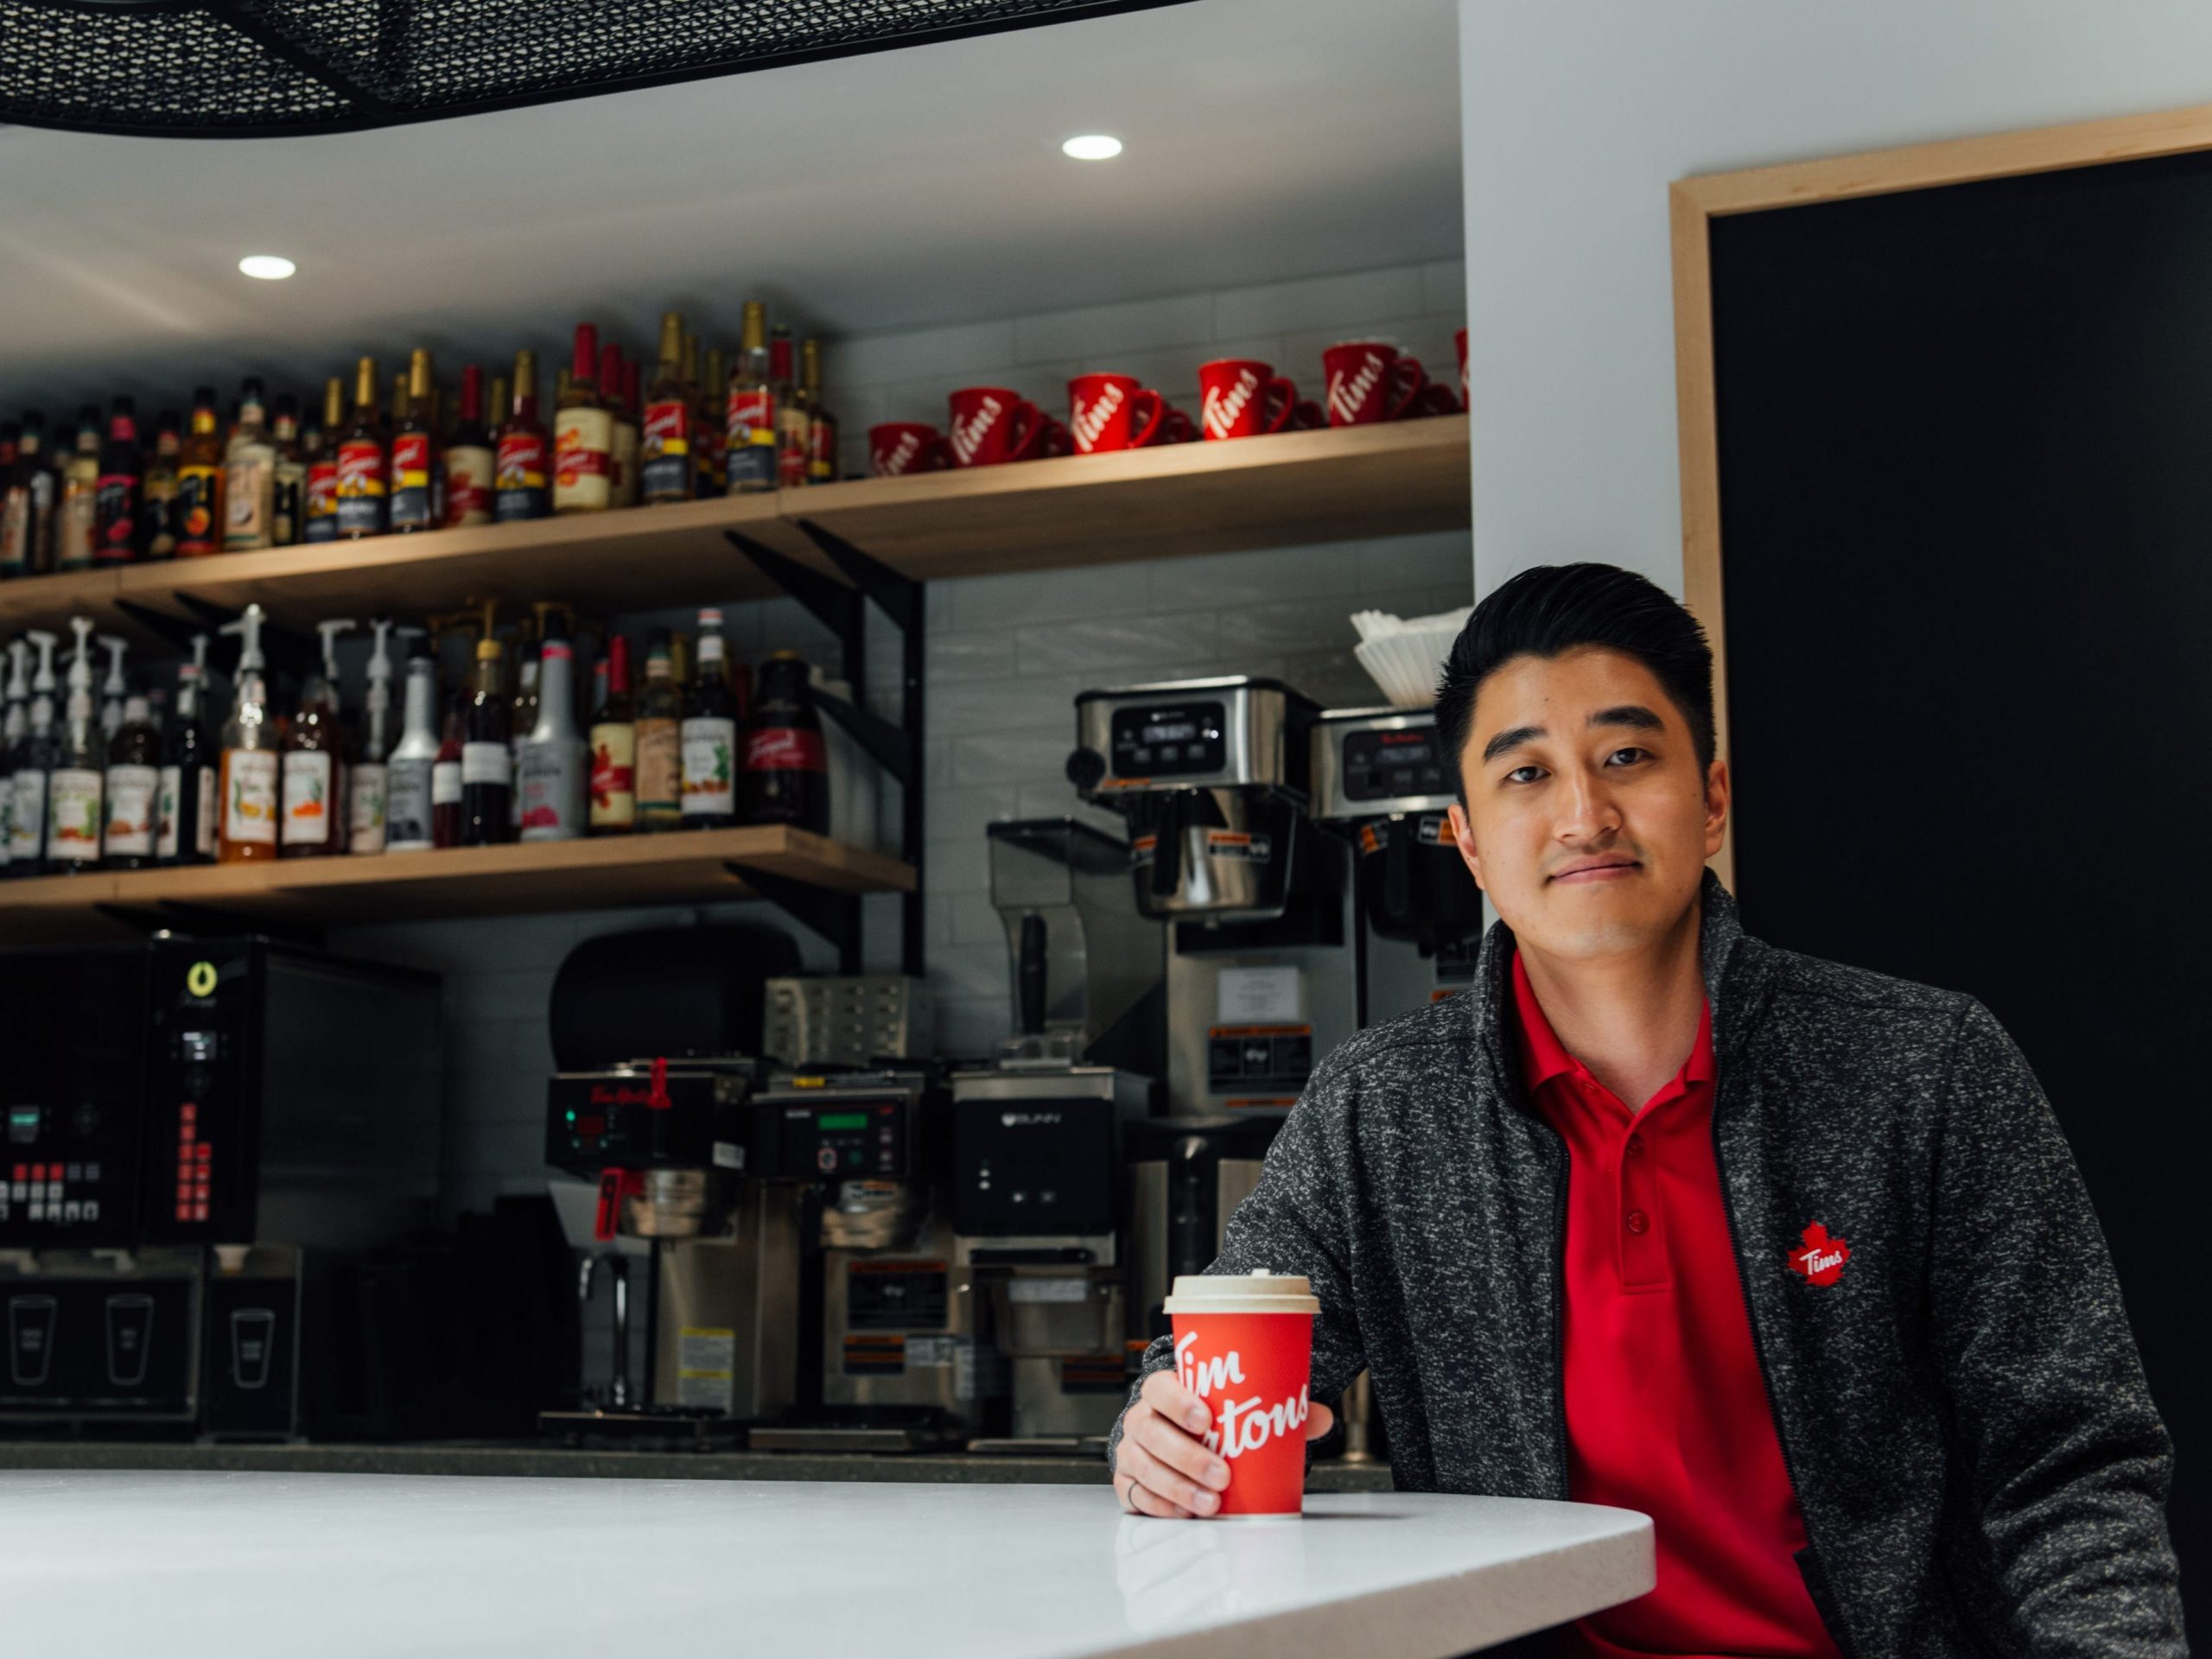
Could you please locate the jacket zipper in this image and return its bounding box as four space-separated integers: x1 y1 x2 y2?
1710 1103 1857 1659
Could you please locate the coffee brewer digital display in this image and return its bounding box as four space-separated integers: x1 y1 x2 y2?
1067 677 1352 1116
1312 707 1484 1024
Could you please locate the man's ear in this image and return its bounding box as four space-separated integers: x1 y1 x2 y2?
1446 802 1484 892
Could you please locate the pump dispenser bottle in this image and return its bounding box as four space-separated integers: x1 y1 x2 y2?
217 603 280 861
283 618 353 856
385 627 438 853
47 615 105 872
349 617 396 855
518 606 586 840
8 631 59 874
0 639 29 871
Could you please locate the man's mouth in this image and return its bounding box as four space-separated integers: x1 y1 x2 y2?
1552 859 1639 883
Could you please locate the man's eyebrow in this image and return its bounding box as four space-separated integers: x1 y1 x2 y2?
1479 704 1666 766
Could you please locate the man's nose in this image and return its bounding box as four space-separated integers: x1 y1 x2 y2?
1555 766 1624 840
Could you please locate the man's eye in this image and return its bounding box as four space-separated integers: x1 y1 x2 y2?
1609 748 1648 765
1505 766 1541 785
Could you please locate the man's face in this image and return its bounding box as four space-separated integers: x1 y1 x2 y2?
1445 645 1728 963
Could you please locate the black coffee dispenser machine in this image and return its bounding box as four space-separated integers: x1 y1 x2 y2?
949 818 1161 1453
1311 707 1485 1023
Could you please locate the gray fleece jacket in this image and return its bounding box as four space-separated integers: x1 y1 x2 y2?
1109 868 2184 1657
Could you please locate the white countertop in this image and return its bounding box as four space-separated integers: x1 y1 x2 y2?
0 1471 1654 1658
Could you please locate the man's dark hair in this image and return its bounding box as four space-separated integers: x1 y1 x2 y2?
1433 562 1716 802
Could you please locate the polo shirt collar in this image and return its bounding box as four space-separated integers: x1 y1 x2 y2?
1510 940 1716 1102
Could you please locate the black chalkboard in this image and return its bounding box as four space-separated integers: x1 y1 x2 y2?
1711 148 2210 1620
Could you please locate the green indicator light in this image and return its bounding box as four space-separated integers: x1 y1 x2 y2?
817 1112 868 1131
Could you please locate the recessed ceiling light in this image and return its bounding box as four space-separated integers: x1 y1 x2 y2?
1062 135 1123 162
238 254 296 280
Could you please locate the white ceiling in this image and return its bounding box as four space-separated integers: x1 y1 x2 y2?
0 0 1462 415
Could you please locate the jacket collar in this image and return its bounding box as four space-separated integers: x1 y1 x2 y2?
1469 866 1758 1113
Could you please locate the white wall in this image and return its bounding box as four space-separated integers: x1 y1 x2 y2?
1455 0 2212 603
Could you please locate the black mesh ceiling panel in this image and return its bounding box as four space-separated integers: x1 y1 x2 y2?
0 0 1192 138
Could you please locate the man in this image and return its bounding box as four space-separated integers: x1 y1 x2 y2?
1109 563 2184 1656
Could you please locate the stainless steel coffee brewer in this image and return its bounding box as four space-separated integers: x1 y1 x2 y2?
1311 707 1485 1025
542 1056 800 1446
744 1066 1001 1452
1066 677 1352 1117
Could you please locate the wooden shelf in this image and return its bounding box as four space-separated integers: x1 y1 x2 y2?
0 825 913 943
0 416 1470 640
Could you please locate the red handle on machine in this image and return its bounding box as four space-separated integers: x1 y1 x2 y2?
594 1168 645 1242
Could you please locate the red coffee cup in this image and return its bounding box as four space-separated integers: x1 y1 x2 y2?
1069 373 1168 454
1455 327 1469 412
1163 407 1198 444
1165 1270 1320 1517
1323 340 1426 425
1198 359 1298 441
947 386 1043 467
868 422 951 478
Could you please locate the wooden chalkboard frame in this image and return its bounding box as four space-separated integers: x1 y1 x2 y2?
1669 99 2212 893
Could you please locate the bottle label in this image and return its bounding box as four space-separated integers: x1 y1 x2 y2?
495 430 550 521
553 408 614 510
193 766 215 856
348 761 389 852
634 718 680 812
461 741 512 787
385 760 432 848
223 748 279 845
305 460 339 541
174 464 221 554
46 767 103 859
142 475 178 558
640 399 692 499
95 474 138 561
389 432 433 529
728 387 773 446
431 759 462 807
103 764 159 857
11 771 47 862
58 483 99 569
281 751 335 845
589 721 637 827
0 490 29 573
745 728 829 772
335 438 385 536
518 745 579 837
225 457 273 548
444 444 494 527
272 461 305 546
681 716 738 815
156 765 181 858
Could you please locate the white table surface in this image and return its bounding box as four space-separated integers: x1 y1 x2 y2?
0 1471 1654 1659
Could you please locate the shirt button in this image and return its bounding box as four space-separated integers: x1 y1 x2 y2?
1625 1210 1650 1235
1625 1133 1645 1157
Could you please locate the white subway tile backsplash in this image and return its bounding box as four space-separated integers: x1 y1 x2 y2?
1012 613 1217 677
949 563 1154 630
928 628 1019 683
946 728 1087 787
1214 266 1427 340
825 319 1020 387
1014 293 1217 365
1421 259 1470 318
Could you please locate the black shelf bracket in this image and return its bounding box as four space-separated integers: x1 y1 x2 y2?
725 524 927 980
113 598 213 656
725 864 862 976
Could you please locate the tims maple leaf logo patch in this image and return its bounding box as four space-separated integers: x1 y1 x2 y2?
1788 1221 1850 1287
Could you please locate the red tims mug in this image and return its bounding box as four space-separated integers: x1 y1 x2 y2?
946 386 1045 467
1198 359 1299 441
1069 372 1169 454
1322 340 1426 425
1165 1270 1320 1517
868 422 951 478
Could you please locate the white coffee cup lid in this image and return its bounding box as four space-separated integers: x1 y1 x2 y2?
1162 1270 1319 1316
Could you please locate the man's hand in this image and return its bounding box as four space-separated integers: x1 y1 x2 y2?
1113 1370 1336 1517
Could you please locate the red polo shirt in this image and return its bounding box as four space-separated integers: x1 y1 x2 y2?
1511 946 1838 1659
